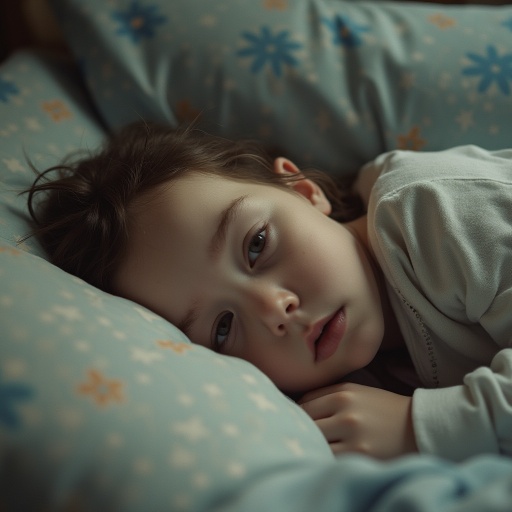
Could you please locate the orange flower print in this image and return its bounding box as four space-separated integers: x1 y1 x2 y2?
397 126 426 151
0 246 21 256
157 340 191 354
264 0 288 10
428 14 456 30
41 100 73 122
77 369 124 407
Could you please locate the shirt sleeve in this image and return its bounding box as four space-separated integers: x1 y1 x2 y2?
366 146 512 461
413 349 512 461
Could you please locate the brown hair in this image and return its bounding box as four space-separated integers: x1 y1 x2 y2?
24 121 362 292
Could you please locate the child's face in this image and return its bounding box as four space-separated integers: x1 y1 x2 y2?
114 161 386 394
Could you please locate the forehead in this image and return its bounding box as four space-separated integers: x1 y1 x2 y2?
144 173 265 223
127 174 234 257
137 171 296 226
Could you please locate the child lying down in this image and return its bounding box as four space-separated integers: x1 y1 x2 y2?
24 121 512 462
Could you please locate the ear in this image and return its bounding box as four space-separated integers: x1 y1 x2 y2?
273 157 332 215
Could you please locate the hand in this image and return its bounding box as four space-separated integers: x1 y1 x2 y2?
299 382 418 460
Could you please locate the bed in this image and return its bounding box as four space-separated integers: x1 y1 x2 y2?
1 0 512 510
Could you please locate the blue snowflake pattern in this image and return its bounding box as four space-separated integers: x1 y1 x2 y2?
323 15 370 48
237 26 302 77
462 45 512 95
0 77 20 103
111 1 167 44
0 373 33 430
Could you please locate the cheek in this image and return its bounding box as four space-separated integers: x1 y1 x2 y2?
288 231 344 296
283 224 329 272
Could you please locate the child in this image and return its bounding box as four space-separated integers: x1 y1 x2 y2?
25 121 512 462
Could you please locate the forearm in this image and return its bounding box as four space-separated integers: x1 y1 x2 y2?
412 349 512 461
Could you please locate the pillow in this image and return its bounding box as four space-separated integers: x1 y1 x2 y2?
48 0 512 175
0 50 332 511
3 49 512 512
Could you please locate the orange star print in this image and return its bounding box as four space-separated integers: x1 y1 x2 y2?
77 369 124 407
397 126 426 151
156 340 191 354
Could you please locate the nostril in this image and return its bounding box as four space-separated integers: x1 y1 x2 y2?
286 302 296 313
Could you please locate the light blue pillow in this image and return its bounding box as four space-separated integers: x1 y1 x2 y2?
0 50 332 511
48 0 512 175
2 39 512 512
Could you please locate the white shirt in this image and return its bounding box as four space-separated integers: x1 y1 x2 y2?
359 145 512 461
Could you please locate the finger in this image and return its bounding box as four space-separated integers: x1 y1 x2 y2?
313 416 347 443
330 441 364 456
330 441 372 457
329 442 346 456
299 383 348 403
300 395 339 420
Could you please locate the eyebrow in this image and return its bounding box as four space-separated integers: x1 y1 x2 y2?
177 194 249 338
208 194 249 259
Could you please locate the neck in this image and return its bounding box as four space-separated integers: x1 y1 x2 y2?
346 215 404 351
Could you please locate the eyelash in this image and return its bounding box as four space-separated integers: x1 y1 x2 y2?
212 226 268 351
212 312 233 352
247 225 268 267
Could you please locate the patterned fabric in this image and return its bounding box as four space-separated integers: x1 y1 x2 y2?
2 2 512 509
49 0 512 175
0 51 331 511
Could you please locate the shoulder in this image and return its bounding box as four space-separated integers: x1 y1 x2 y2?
366 146 512 325
366 145 512 252
356 145 512 210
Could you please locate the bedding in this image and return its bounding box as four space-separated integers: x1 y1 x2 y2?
50 0 512 175
1 1 512 511
0 50 333 511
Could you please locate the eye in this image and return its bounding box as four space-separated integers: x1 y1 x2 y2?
248 228 267 267
212 312 233 351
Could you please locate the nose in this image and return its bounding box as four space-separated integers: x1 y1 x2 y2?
248 283 299 336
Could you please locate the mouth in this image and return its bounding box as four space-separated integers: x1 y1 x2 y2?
308 307 346 363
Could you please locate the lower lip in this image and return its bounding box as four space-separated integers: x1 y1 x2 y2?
315 308 346 363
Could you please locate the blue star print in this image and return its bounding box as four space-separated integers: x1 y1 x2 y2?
0 374 33 430
237 26 302 77
462 45 512 95
323 15 370 48
111 1 167 44
0 77 20 103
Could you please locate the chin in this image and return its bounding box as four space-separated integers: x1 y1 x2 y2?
277 376 324 397
285 372 342 398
